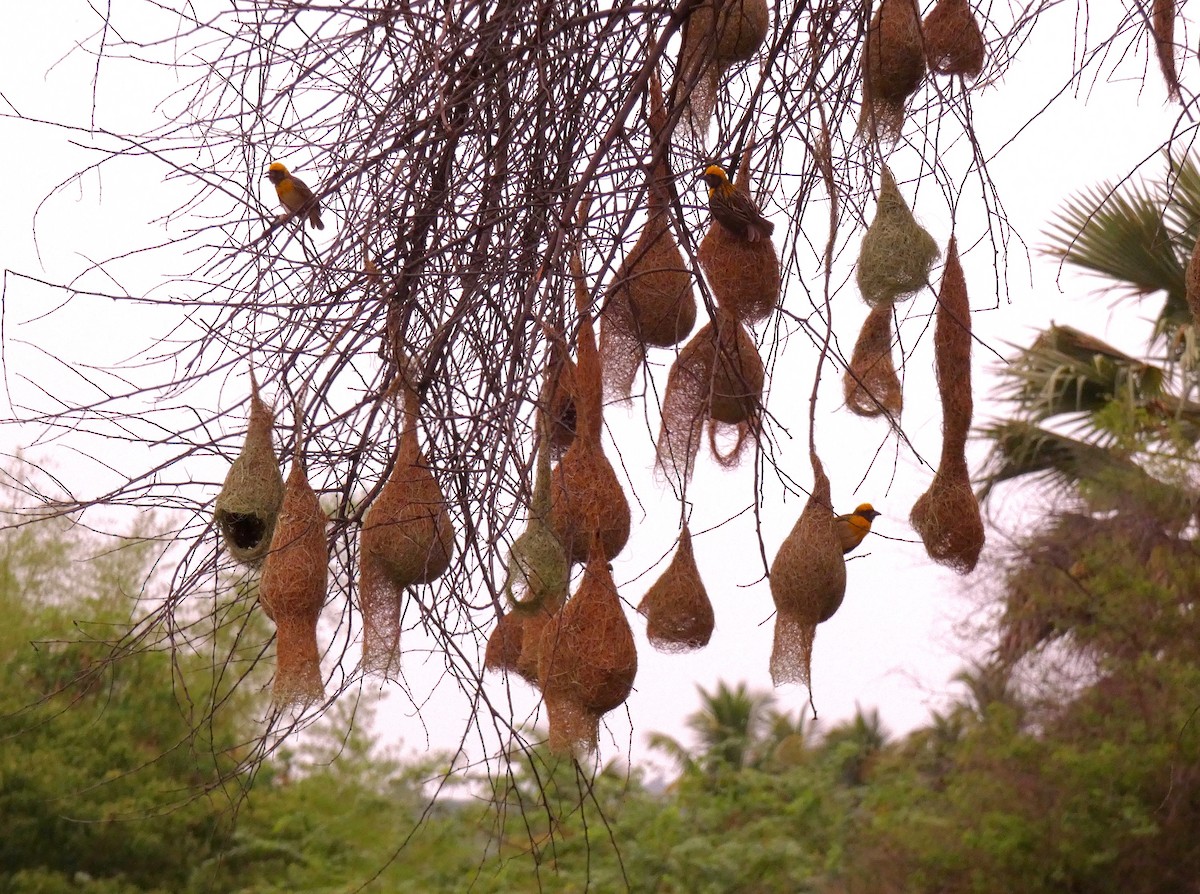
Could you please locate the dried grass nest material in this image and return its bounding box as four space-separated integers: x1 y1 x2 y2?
910 237 984 574
768 452 847 694
922 0 985 80
504 429 569 613
656 310 764 484
674 0 770 136
856 165 939 307
259 455 328 709
538 549 638 754
637 524 714 653
844 302 903 418
359 387 456 677
1186 229 1200 329
860 0 926 141
214 381 284 564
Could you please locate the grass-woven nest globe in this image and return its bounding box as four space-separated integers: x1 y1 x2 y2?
768 453 847 693
698 211 781 325
856 165 939 307
844 302 903 417
674 0 769 137
214 383 284 565
359 388 456 677
538 548 638 754
1186 230 1200 329
860 0 926 141
539 334 579 456
637 524 714 653
922 0 985 80
504 431 569 612
656 310 764 483
910 237 984 574
259 455 328 708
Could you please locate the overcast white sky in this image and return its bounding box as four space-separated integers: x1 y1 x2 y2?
1 2 1193 770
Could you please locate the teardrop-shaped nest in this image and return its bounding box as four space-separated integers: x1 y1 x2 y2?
1186 231 1200 329
844 302 903 417
698 212 781 325
911 237 983 573
215 385 284 564
673 0 767 138
259 457 328 708
860 0 926 141
601 215 697 402
637 525 714 653
856 165 939 307
922 0 985 80
656 311 764 484
538 552 638 754
484 609 527 676
1153 0 1181 102
359 399 456 676
549 438 632 565
714 0 770 62
768 453 847 691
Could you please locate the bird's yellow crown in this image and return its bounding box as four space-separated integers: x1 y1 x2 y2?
853 503 880 519
703 164 730 182
268 162 289 175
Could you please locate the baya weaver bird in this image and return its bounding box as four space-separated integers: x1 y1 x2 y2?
701 164 775 243
837 503 881 554
267 162 324 230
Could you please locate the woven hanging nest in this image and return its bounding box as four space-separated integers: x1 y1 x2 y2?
1186 231 1200 328
550 247 632 564
484 609 527 677
214 378 284 564
259 451 328 708
860 0 926 141
768 451 847 694
538 544 638 754
910 237 984 574
359 382 456 676
600 77 697 401
844 302 903 417
698 150 780 325
656 308 764 484
922 0 986 81
504 422 569 612
856 165 939 307
637 524 714 652
674 0 770 137
1152 0 1181 102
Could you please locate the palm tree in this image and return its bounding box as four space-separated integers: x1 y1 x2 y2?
819 704 890 786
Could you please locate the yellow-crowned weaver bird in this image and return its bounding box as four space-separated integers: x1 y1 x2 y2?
836 503 881 554
701 164 774 243
267 162 324 230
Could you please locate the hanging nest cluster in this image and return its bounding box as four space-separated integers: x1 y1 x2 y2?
537 545 638 754
601 71 697 403
922 0 986 81
843 302 903 418
214 378 285 564
656 307 764 484
637 524 714 652
856 165 939 308
859 0 925 141
910 237 985 574
259 450 328 708
697 150 781 325
359 378 456 677
549 246 632 564
674 0 771 138
768 452 847 695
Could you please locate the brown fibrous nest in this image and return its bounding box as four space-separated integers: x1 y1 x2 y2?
259 456 328 708
856 165 939 307
859 0 926 142
214 380 284 565
1152 0 1181 103
359 386 456 676
656 310 764 484
637 524 714 652
922 0 986 80
768 452 847 693
844 302 903 418
910 237 984 574
538 549 638 754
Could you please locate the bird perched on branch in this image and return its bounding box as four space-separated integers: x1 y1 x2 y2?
837 503 881 554
701 164 774 242
267 162 324 230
